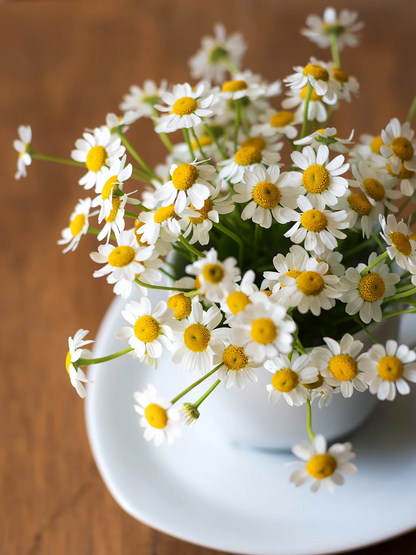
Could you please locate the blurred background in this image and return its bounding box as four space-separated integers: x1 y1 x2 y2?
2 0 416 553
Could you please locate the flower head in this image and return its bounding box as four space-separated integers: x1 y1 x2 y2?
294 127 354 153
65 329 94 398
301 7 364 50
119 79 167 118
58 198 94 253
380 214 416 271
134 385 181 445
212 339 261 389
380 118 416 190
14 125 32 180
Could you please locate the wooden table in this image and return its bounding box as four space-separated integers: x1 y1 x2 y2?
1 0 416 553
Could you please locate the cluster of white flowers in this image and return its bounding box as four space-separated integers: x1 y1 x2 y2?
17 7 416 494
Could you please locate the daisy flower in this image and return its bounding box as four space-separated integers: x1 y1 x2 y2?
340 252 400 324
252 109 300 140
301 7 364 50
181 181 234 245
265 352 318 406
220 270 257 324
211 340 261 389
167 277 197 321
308 374 339 409
138 204 192 246
281 195 349 255
311 334 367 398
352 161 402 213
58 197 93 253
229 298 296 362
155 82 215 133
289 145 349 209
359 341 416 401
71 126 125 191
65 329 94 398
105 111 141 134
14 125 32 180
119 79 167 118
327 66 359 103
380 214 416 271
314 249 345 277
294 128 354 154
116 297 174 359
284 62 336 103
170 302 228 374
290 435 357 493
380 118 416 183
189 23 247 84
218 141 281 185
277 258 342 316
90 230 155 298
233 164 299 229
134 385 181 446
349 133 386 167
263 245 309 295
335 188 379 239
154 161 216 214
282 86 334 123
186 248 240 302
220 75 265 102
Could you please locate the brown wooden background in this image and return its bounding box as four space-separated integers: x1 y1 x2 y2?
2 0 416 553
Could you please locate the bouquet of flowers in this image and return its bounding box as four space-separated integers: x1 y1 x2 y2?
15 7 416 494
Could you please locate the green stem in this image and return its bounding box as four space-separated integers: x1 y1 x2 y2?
193 379 221 409
306 399 315 443
117 131 161 183
172 243 193 262
125 211 139 219
234 101 241 152
221 56 239 76
170 364 222 405
135 278 193 293
240 106 250 137
178 235 206 258
183 128 196 160
191 128 208 160
300 84 313 141
360 251 388 275
31 152 85 168
77 347 134 367
383 307 416 319
354 316 378 344
407 94 416 124
159 267 176 281
296 338 307 355
289 328 299 362
204 124 228 160
330 33 341 68
370 232 385 254
213 221 244 263
384 286 416 303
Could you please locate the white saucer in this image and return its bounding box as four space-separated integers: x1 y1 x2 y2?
85 288 416 555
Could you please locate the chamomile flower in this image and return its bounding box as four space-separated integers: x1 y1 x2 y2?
284 62 336 102
229 298 296 362
295 128 354 153
14 125 32 180
211 340 261 389
65 329 94 399
327 66 359 103
335 188 379 239
252 109 300 140
282 86 334 123
340 252 400 324
314 249 345 277
167 277 197 321
119 79 167 118
220 270 257 324
220 75 265 101
233 164 298 229
352 161 402 213
359 341 416 401
170 302 228 374
301 7 364 50
71 126 125 191
265 352 318 406
154 161 216 214
90 230 155 298
380 118 416 181
349 133 386 167
181 182 234 245
138 204 189 245
289 145 349 209
308 374 339 408
105 111 141 134
116 297 174 359
218 141 281 184
189 23 247 84
290 435 357 493
58 198 93 253
281 196 349 255
380 214 416 271
278 258 341 316
312 334 367 398
155 82 215 133
134 385 181 446
186 248 239 302
263 245 309 294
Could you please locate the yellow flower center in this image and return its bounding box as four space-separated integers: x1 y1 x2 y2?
167 293 192 320
252 181 281 208
306 454 337 480
134 315 160 343
410 233 416 242
69 214 86 237
331 66 349 83
377 355 404 381
271 368 299 392
65 351 72 374
86 145 107 172
241 136 266 151
222 80 248 93
300 85 322 101
189 199 213 224
191 135 213 149
134 220 149 247
296 271 325 296
302 164 330 194
250 318 277 345
154 204 176 223
390 231 412 256
108 245 136 267
172 96 198 116
202 263 224 284
172 163 199 191
348 193 372 216
363 178 385 202
183 323 210 352
281 269 303 288
329 354 358 381
270 111 294 128
301 209 328 232
234 146 262 166
303 64 329 82
359 273 385 302
105 196 121 223
101 175 118 200
262 289 273 297
144 403 168 429
302 373 325 390
226 291 251 315
391 136 414 161
370 135 384 154
222 345 249 371
388 163 415 180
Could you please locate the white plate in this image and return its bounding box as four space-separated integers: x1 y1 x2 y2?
85 288 416 555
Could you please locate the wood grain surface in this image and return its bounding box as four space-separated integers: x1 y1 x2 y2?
1 1 416 553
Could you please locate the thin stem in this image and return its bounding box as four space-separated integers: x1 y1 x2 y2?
234 101 241 152
213 221 244 263
289 328 299 362
31 152 85 168
370 232 386 254
383 307 416 319
178 235 206 258
354 316 378 344
125 211 139 219
296 338 307 355
330 33 341 68
222 56 240 76
160 267 176 280
183 128 196 161
360 251 388 275
300 84 313 141
240 106 250 137
204 124 228 160
407 94 416 124
306 399 315 443
172 243 193 262
384 286 416 303
117 131 161 183
135 277 193 293
170 364 222 405
191 128 208 160
193 379 221 409
77 347 134 367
